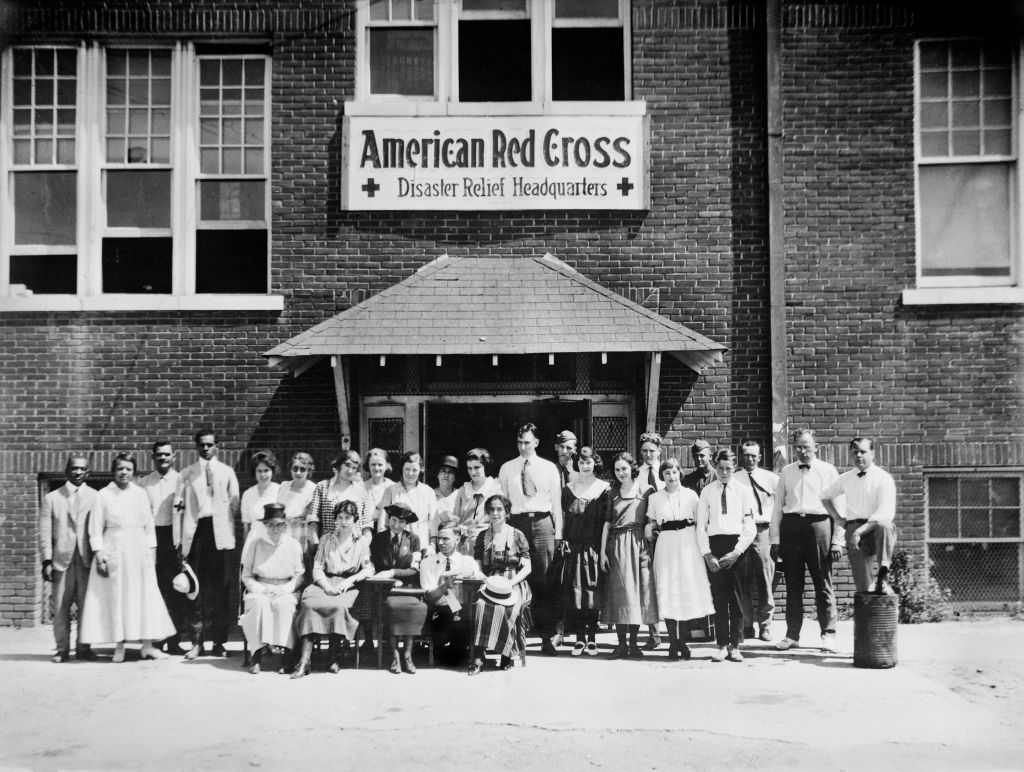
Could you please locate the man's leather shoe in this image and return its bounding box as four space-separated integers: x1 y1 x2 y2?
644 634 662 651
211 643 228 658
541 638 559 656
76 647 98 661
184 644 203 660
758 625 772 642
401 654 417 674
775 637 798 651
875 579 896 596
51 653 69 663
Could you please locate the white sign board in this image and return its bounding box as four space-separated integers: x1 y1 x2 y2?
342 115 648 211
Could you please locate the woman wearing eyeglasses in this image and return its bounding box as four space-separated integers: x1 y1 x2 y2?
277 452 317 550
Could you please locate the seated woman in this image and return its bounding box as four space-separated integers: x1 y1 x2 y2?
468 494 532 675
79 453 175 662
291 500 373 677
239 503 304 675
370 504 427 675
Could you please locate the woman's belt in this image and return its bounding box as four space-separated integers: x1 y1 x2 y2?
254 576 292 585
324 568 360 578
660 520 695 531
610 521 643 534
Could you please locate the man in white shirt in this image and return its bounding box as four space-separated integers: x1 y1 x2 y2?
138 440 185 653
175 430 240 659
554 429 579 487
39 454 97 662
822 437 897 595
770 429 842 652
498 422 563 656
637 431 667 492
735 440 779 642
420 525 482 663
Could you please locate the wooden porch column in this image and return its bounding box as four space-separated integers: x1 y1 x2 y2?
645 352 662 432
331 355 352 450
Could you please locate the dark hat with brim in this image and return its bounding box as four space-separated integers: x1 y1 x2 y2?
261 502 287 521
439 455 460 472
384 503 418 524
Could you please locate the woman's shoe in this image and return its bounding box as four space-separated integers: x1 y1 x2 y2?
248 659 261 675
571 641 586 657
585 642 599 657
468 658 484 676
289 660 311 679
139 646 169 661
401 653 417 675
328 660 341 674
626 645 644 659
499 656 514 670
111 644 125 664
389 654 402 674
607 645 628 660
679 643 692 661
667 647 680 662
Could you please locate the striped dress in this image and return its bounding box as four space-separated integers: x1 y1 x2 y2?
472 527 532 658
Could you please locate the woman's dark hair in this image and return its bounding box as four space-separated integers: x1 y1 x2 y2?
332 499 360 520
612 451 639 480
465 447 493 473
400 451 422 468
112 452 136 472
332 449 361 470
484 494 512 515
250 449 277 475
659 457 684 480
578 446 604 475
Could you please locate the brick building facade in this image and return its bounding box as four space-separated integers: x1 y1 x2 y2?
1 0 1022 625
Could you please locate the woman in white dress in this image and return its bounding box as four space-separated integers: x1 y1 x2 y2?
432 454 460 537
239 503 304 674
645 457 714 661
240 450 280 546
362 448 392 530
79 453 175 662
277 452 316 549
440 448 503 555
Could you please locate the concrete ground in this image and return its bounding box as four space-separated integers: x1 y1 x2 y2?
1 619 1023 771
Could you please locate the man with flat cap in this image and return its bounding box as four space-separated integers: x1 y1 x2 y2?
554 430 579 487
682 439 715 495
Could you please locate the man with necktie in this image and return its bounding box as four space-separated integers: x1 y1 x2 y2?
554 429 579 487
822 437 897 595
637 432 667 492
735 440 779 642
770 429 842 652
39 454 98 662
419 525 482 663
138 440 185 653
682 439 715 495
498 422 563 656
174 430 240 659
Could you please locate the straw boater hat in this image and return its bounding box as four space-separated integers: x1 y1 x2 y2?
384 503 418 524
261 502 286 521
479 575 516 606
172 562 199 601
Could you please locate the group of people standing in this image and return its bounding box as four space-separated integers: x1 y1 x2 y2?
40 424 897 675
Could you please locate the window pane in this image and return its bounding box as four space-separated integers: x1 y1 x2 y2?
951 130 980 155
951 41 981 70
932 543 1018 602
984 129 1012 156
928 478 958 507
983 67 1012 98
370 29 434 96
102 237 172 293
928 509 959 538
554 28 624 100
463 0 527 10
106 170 171 228
983 99 1012 127
10 254 77 294
370 0 387 20
961 479 990 506
920 102 948 130
556 0 619 18
196 230 268 293
414 0 434 21
199 180 265 221
920 71 948 99
244 59 265 86
200 60 219 87
951 100 979 128
393 0 412 19
991 478 1020 506
459 20 531 102
14 172 76 245
960 508 990 538
919 163 1011 278
992 509 1021 537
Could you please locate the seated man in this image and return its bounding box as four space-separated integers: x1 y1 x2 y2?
419 525 481 664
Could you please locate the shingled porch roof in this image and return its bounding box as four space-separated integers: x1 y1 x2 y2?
264 253 725 373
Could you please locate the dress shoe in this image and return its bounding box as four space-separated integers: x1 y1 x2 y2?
467 658 484 676
51 653 69 663
875 579 896 596
667 648 680 662
401 654 417 674
211 643 228 658
388 654 402 674
644 634 662 651
710 646 728 663
743 626 756 640
112 644 126 664
758 625 772 642
726 646 744 663
164 642 187 656
541 638 559 657
290 660 311 679
184 644 203 660
328 660 342 674
76 647 98 661
607 645 628 660
139 646 169 660
585 642 599 657
679 643 692 661
499 656 514 671
626 645 644 659
775 637 798 651
821 633 837 653
570 641 586 657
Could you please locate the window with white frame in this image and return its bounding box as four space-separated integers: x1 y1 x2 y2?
359 0 630 104
915 39 1019 288
1 43 271 301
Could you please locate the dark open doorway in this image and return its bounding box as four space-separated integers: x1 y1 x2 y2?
423 399 590 482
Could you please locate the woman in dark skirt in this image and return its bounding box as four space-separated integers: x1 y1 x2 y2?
555 446 609 656
291 500 373 678
469 494 532 675
370 504 427 674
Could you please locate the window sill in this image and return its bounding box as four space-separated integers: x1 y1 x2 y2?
345 100 647 117
0 294 285 313
902 287 1024 306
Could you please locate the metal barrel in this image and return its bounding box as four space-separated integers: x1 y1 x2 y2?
853 592 898 669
